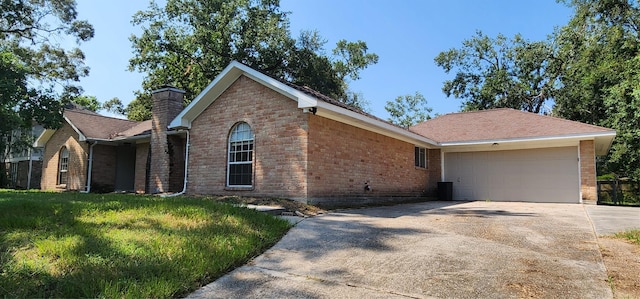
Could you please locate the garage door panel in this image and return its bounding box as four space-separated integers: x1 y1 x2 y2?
444 147 580 203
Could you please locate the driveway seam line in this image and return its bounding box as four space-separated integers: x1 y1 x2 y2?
249 265 423 298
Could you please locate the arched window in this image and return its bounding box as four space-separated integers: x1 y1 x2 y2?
227 122 254 187
58 147 69 185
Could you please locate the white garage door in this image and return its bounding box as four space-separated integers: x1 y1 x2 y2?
444 147 580 203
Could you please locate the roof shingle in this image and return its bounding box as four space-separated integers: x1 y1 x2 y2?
64 109 142 140
409 108 615 143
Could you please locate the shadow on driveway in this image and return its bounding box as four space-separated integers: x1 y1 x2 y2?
188 201 612 299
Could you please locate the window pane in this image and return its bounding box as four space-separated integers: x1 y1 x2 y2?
58 147 69 184
229 164 252 185
228 122 254 186
415 147 426 168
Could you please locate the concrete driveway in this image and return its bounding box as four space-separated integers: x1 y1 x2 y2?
584 204 640 235
188 201 617 298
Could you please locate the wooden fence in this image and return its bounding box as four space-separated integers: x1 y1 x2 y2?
597 179 640 206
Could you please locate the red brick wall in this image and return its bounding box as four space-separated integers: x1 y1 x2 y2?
168 135 185 192
150 88 184 193
580 140 596 201
134 142 149 193
6 160 42 189
426 149 442 196
307 115 431 200
90 144 117 190
187 75 309 198
41 122 88 191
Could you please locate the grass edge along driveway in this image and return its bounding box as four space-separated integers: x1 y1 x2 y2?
0 190 291 298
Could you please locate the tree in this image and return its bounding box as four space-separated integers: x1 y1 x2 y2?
0 0 93 186
103 97 126 115
554 0 640 181
434 31 557 113
384 92 432 127
71 95 101 112
126 0 378 121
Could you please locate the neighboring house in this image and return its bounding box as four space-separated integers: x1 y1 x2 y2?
2 125 45 189
36 61 616 205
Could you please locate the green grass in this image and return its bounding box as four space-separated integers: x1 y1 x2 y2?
613 229 640 245
0 190 291 298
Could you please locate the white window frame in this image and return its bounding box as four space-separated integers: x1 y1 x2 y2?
227 122 254 187
415 146 427 169
58 147 69 185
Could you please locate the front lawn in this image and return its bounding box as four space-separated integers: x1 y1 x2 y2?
0 190 291 298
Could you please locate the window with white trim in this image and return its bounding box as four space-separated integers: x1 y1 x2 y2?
415 147 427 169
227 122 254 187
58 147 69 185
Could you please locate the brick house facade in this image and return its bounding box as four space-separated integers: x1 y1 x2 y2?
36 106 177 193
36 61 615 204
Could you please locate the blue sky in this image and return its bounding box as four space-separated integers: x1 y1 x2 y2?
75 0 573 119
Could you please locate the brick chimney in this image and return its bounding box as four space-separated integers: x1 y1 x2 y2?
149 86 185 193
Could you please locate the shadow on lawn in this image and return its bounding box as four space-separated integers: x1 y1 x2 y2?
0 193 290 298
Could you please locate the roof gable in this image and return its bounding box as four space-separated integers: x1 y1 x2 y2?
169 61 319 129
169 61 438 147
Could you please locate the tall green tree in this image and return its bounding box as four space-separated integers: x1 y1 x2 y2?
71 95 101 112
384 92 432 127
0 0 93 186
554 0 640 181
434 31 557 113
127 0 378 121
103 97 125 115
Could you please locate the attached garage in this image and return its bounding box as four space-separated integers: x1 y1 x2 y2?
410 109 616 203
444 147 580 203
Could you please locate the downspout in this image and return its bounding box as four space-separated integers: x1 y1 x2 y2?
81 141 98 193
27 147 33 189
162 130 190 197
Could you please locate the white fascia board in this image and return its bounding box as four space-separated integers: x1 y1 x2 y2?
439 131 617 154
34 129 56 147
63 115 87 142
314 101 438 148
33 116 89 147
169 61 317 129
439 131 616 147
169 64 241 129
241 72 318 108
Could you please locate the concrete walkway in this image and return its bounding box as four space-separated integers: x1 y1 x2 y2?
187 201 619 299
584 204 640 235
